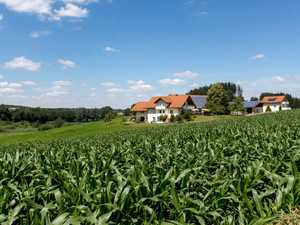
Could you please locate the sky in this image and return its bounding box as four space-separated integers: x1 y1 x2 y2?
0 0 299 109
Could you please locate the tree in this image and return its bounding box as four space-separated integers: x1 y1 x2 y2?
99 106 113 120
250 97 259 101
227 97 246 115
205 83 229 115
279 105 282 111
159 115 168 123
90 108 99 121
265 105 271 112
104 110 116 124
123 108 132 116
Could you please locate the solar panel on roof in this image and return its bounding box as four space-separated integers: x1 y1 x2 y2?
191 96 207 108
243 101 260 108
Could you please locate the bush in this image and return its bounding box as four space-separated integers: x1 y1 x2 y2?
183 111 193 121
38 124 53 131
175 115 183 122
32 120 41 128
3 124 17 130
53 117 65 128
193 115 196 118
265 105 271 112
61 123 72 127
279 105 282 111
159 115 168 123
170 114 175 122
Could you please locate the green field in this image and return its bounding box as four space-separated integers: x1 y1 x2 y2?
0 115 230 146
0 111 299 224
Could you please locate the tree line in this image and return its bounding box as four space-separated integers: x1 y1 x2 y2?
0 105 133 123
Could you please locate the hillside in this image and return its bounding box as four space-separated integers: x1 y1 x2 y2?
0 115 230 146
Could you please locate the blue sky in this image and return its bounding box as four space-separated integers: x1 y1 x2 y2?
0 0 299 108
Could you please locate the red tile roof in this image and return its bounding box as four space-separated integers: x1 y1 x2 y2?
130 95 197 111
261 96 286 103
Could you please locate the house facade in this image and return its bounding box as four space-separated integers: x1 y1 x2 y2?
131 95 200 123
261 96 291 112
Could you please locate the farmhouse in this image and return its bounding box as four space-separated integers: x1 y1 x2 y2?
131 95 204 123
244 101 264 114
261 96 291 112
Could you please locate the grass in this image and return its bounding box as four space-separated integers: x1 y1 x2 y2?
0 115 231 146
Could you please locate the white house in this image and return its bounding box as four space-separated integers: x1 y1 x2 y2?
261 96 291 112
131 95 197 123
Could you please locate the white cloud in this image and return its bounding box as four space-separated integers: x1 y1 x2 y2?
53 81 72 85
100 82 119 87
158 79 187 86
54 3 89 19
250 54 265 60
0 13 3 22
189 83 199 88
102 47 120 52
46 92 59 97
195 11 208 15
106 0 113 3
20 81 37 85
81 82 88 86
0 0 53 15
0 81 8 87
30 31 51 38
62 0 98 4
9 83 22 88
173 70 200 78
127 80 135 84
138 94 148 98
1 56 41 71
57 59 76 69
107 88 127 93
269 76 286 83
0 75 3 79
73 26 82 30
0 88 24 94
130 84 155 91
34 87 49 92
90 87 96 90
90 93 96 97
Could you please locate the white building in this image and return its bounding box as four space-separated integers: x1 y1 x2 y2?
131 95 197 123
261 96 291 112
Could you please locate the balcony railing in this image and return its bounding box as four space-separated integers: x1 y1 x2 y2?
156 106 166 110
282 101 289 105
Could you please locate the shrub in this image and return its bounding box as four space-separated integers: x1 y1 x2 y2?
3 124 17 130
61 123 72 127
183 111 193 121
53 117 65 128
279 105 282 111
170 114 175 122
265 105 271 112
32 121 41 128
159 115 168 123
193 115 196 118
175 115 183 122
38 124 53 131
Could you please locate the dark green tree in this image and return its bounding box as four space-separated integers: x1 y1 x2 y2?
205 83 229 115
228 97 246 115
104 110 117 124
250 97 259 101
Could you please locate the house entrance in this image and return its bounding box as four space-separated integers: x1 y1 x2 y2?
140 117 145 122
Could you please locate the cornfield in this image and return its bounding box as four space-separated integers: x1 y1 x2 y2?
1 110 300 224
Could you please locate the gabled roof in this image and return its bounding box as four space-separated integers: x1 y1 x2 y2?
261 96 286 103
131 102 148 112
243 101 261 108
131 95 196 111
190 96 207 108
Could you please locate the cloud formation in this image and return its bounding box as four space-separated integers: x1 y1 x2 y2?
102 47 120 52
54 3 89 19
250 54 265 60
158 79 187 86
189 83 200 88
53 81 72 86
173 70 200 78
269 76 286 83
1 56 41 71
20 81 37 85
30 31 51 38
100 82 119 87
0 13 3 22
57 59 76 69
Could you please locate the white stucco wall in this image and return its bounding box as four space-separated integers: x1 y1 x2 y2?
253 107 263 114
263 103 281 112
135 111 147 122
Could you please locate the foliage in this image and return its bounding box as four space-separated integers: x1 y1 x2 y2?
175 114 183 122
38 124 53 131
170 114 175 122
279 105 282 111
183 111 193 121
104 110 117 124
0 111 300 224
187 82 243 101
159 115 168 123
123 108 132 116
53 117 65 128
228 96 246 115
250 97 259 101
266 105 272 112
205 83 229 114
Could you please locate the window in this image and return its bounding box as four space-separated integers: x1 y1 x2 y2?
142 111 145 113
163 110 165 113
170 110 173 114
153 117 156 121
274 105 276 107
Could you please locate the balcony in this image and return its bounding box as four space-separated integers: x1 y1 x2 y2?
282 101 289 105
183 105 195 110
156 105 166 110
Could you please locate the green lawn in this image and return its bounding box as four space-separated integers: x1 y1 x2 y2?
0 115 232 146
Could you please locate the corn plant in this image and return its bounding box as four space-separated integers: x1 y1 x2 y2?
0 110 300 224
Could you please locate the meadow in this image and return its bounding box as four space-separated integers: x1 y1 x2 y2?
0 111 299 224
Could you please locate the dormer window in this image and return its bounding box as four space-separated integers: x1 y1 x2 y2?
269 98 276 102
